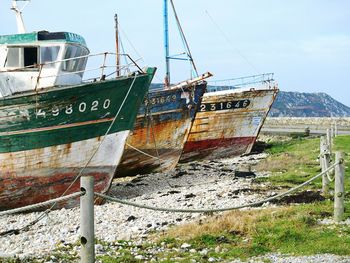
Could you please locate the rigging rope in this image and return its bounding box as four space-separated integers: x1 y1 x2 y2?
125 143 166 162
145 96 162 165
204 9 261 75
169 0 199 78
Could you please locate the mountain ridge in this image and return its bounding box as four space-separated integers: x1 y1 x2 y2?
269 91 350 117
151 84 350 117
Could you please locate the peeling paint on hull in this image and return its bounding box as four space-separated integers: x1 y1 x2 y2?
117 83 206 176
0 127 129 211
181 87 278 162
0 69 155 211
0 167 115 210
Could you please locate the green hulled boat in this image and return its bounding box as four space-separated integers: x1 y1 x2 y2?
0 3 155 210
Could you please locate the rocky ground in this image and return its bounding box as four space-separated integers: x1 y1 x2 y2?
0 152 349 262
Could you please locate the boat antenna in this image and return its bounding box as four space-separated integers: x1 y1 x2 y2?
11 0 30 34
163 0 170 87
115 13 121 77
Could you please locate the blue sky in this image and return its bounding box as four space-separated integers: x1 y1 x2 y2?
1 0 350 106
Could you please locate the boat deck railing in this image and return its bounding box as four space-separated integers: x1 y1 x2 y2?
207 73 276 92
42 52 144 81
0 51 144 82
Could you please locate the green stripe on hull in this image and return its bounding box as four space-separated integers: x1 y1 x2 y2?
0 121 123 153
0 68 156 153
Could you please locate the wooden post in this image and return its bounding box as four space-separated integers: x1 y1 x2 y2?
320 136 325 168
334 122 338 137
320 136 330 194
334 152 345 222
326 129 332 154
80 176 95 263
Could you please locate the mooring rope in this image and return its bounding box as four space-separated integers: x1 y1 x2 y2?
95 161 339 213
0 191 84 217
326 168 335 182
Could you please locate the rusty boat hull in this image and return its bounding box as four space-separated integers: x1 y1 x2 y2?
0 69 155 210
180 87 278 162
116 82 207 176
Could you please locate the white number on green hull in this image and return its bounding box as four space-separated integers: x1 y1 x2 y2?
35 99 111 118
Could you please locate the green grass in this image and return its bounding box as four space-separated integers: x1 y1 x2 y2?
151 135 350 261
154 202 350 261
254 135 350 191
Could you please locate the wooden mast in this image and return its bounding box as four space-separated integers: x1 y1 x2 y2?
115 14 120 77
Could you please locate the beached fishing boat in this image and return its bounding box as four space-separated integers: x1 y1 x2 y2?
116 0 211 176
180 74 278 162
0 1 155 210
117 77 208 176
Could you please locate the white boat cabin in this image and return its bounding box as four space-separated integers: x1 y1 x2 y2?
0 31 90 97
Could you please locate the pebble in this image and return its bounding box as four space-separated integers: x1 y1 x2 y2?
181 243 192 249
134 254 144 260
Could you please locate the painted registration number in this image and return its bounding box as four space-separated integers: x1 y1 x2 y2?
35 99 111 118
200 99 250 112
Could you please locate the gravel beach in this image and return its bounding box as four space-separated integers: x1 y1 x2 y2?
0 153 349 262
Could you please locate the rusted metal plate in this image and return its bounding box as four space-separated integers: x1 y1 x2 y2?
116 82 207 176
180 87 278 162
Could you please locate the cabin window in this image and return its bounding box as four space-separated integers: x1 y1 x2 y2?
5 46 38 69
40 46 60 67
6 47 20 67
62 45 88 76
24 47 38 67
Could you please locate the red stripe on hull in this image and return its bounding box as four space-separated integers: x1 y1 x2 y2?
0 167 115 211
180 136 256 162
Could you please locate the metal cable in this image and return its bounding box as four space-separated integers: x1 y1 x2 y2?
95 162 339 213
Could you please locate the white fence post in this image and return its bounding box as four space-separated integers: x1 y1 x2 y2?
334 152 345 223
326 128 332 155
334 122 338 137
320 136 330 194
80 176 95 263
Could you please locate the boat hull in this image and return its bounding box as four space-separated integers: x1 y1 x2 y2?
116 83 206 176
0 132 128 210
180 88 278 162
0 68 155 210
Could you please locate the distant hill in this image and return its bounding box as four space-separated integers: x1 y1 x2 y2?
269 91 350 117
151 84 350 117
